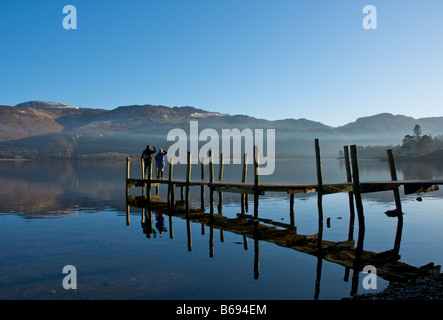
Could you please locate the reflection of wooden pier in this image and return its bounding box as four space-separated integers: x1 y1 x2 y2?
125 139 442 297
126 196 440 298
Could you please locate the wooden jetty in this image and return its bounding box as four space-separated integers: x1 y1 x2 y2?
125 139 442 296
126 140 443 214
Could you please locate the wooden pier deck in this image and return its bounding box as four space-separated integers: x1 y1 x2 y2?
126 140 443 213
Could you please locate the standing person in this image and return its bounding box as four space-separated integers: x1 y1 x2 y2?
155 148 168 179
141 145 156 177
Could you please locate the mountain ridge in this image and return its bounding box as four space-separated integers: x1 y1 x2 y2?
1 100 443 159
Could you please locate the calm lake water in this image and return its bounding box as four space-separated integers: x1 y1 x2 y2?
1 158 443 300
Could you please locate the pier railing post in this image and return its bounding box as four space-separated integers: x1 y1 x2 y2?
168 159 174 211
209 150 214 215
343 146 355 242
186 151 192 214
147 155 152 205
218 153 224 213
126 157 130 225
254 145 260 219
201 159 205 210
241 153 248 214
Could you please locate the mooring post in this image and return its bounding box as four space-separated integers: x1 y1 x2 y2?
387 149 403 255
201 159 205 210
186 151 192 214
168 159 174 210
147 155 152 205
141 158 145 179
218 153 224 213
126 157 130 181
209 150 214 215
387 149 402 211
314 139 324 234
126 157 130 198
241 153 248 214
350 145 365 268
343 146 355 242
253 145 260 219
314 139 323 194
126 157 131 225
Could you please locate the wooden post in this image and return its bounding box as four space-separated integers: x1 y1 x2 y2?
125 157 130 225
387 149 402 211
141 158 146 197
201 160 205 210
147 156 152 205
253 145 260 219
314 139 323 194
387 149 403 255
289 193 295 227
218 153 224 213
344 146 355 242
126 157 130 184
209 150 214 215
168 159 174 210
186 151 192 214
241 153 248 214
350 145 365 270
141 158 145 179
314 139 324 234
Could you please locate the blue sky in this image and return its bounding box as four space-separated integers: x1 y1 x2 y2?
1 0 442 126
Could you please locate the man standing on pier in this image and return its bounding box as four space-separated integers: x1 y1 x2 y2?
155 148 168 179
141 145 156 177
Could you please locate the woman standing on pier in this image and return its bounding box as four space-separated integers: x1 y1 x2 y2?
155 148 168 179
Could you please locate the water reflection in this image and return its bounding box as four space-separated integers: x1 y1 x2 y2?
2 159 443 219
1 159 443 299
126 186 440 298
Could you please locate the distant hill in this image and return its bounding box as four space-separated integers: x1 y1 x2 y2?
1 101 443 159
337 113 443 138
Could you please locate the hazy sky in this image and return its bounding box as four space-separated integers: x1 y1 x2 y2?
1 0 442 126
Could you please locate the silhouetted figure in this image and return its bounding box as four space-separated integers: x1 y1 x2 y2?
155 148 168 179
155 213 168 235
142 214 156 239
141 145 156 175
